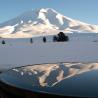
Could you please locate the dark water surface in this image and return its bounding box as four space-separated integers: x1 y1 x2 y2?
0 64 98 98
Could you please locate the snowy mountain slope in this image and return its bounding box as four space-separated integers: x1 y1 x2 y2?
0 8 98 38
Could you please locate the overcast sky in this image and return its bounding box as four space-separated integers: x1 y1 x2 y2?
0 0 98 25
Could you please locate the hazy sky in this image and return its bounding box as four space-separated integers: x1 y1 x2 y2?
0 0 98 25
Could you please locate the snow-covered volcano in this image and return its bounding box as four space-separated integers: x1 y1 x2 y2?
0 8 98 38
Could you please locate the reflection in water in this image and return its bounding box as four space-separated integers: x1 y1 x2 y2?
12 63 98 87
1 63 98 97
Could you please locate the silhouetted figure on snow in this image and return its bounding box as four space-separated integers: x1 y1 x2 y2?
2 40 6 44
43 37 46 43
57 32 69 42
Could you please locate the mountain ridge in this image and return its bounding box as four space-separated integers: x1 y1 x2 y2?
0 8 98 38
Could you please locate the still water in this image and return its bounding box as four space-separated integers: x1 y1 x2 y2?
0 63 98 98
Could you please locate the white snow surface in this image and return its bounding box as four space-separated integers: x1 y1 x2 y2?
0 8 98 38
0 33 98 71
0 26 14 35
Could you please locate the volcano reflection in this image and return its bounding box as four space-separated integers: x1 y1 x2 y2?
12 63 98 87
